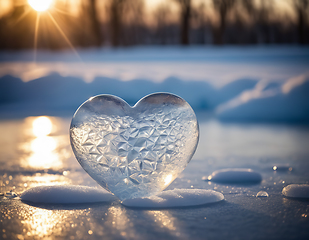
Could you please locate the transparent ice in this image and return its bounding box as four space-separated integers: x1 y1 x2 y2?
70 93 199 200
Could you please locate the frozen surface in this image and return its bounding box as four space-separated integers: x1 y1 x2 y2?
70 93 199 200
121 189 224 208
20 185 117 204
282 184 309 199
206 168 262 183
1 117 309 240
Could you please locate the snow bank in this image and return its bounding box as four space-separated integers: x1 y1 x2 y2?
0 74 258 113
20 185 117 204
282 184 309 199
121 189 224 208
206 168 262 184
217 74 309 122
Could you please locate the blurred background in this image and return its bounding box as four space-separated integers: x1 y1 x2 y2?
0 0 309 48
0 0 308 121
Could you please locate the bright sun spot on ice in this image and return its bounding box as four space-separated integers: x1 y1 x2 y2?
28 0 53 12
164 174 173 186
32 116 52 137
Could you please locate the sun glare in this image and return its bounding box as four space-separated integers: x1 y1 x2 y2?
28 0 53 12
164 174 173 186
32 116 52 137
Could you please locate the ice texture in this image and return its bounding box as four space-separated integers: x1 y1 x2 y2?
70 93 199 200
20 185 117 204
121 189 224 208
282 184 309 199
206 168 262 183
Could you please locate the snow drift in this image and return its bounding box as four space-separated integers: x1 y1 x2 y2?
217 74 309 122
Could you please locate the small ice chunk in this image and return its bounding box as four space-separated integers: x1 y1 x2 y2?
282 184 309 199
0 193 4 196
206 168 262 184
256 191 269 197
121 189 224 208
21 185 117 204
5 192 18 199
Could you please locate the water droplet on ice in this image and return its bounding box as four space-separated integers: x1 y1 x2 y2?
256 191 269 197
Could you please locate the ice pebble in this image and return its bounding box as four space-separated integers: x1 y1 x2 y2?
282 184 309 199
21 185 117 204
206 168 262 184
121 189 224 208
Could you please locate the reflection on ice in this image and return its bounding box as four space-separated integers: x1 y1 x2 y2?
20 116 67 169
147 211 176 231
28 136 62 169
32 116 52 137
107 206 137 238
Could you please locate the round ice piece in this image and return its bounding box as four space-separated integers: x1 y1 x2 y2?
206 168 262 184
282 184 309 199
70 93 199 200
5 192 18 199
272 164 292 172
121 189 224 208
256 191 269 197
21 185 117 204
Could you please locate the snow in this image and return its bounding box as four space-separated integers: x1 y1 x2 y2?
0 46 309 122
0 46 307 85
217 74 309 122
282 184 309 199
20 185 117 204
121 189 224 208
205 168 262 184
20 186 224 208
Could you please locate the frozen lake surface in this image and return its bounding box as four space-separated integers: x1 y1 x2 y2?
1 116 309 240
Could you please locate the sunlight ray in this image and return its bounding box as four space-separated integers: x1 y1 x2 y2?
11 7 32 27
34 12 41 62
47 12 82 61
53 7 77 17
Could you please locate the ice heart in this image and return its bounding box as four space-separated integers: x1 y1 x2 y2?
70 93 199 200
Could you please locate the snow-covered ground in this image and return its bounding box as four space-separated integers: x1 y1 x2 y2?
1 46 309 122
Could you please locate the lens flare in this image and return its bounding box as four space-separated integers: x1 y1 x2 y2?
28 0 53 12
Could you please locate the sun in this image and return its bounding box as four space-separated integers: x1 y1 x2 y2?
28 0 53 12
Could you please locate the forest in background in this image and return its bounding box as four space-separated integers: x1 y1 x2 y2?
0 0 308 50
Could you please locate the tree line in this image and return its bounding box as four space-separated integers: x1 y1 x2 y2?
0 0 308 50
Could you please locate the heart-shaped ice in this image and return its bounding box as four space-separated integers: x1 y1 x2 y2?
70 93 199 200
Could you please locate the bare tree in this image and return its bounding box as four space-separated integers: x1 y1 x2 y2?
154 4 173 44
88 0 102 47
109 0 126 47
294 0 309 44
212 0 236 45
175 0 191 45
